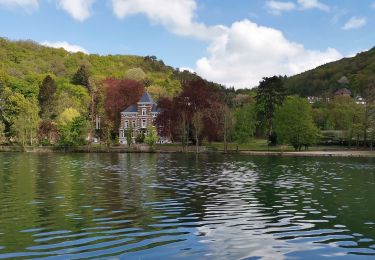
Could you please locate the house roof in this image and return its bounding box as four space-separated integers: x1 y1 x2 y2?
122 92 159 113
138 92 155 103
151 104 160 113
334 88 351 96
122 104 137 113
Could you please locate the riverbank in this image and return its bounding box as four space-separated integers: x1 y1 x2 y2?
236 150 375 158
1 145 375 157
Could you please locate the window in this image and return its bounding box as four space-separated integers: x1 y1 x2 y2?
142 108 146 116
132 120 136 128
141 119 147 128
125 120 129 128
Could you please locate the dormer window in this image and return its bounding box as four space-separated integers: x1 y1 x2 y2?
142 108 146 116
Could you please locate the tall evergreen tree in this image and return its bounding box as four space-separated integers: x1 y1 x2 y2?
72 65 91 92
255 76 286 143
38 75 57 119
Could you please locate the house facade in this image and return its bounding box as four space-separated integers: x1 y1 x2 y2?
119 92 159 144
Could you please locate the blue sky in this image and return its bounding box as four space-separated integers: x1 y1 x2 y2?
0 0 374 88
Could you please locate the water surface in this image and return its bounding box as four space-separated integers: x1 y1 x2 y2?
0 153 374 259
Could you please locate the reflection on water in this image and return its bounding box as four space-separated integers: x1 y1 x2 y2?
0 153 375 259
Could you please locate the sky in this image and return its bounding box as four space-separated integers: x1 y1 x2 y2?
0 0 374 89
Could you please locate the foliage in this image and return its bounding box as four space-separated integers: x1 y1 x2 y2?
38 75 57 119
136 132 145 144
124 68 147 82
255 76 286 138
125 128 132 146
57 108 80 126
144 126 158 148
284 48 375 97
233 103 256 143
156 79 223 145
12 98 40 146
274 96 319 150
59 116 88 146
72 65 91 91
102 78 144 130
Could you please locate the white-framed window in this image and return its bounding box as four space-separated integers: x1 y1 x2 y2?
125 120 129 128
141 119 147 128
132 120 136 128
142 108 146 116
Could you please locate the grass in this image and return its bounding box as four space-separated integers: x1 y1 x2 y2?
206 139 294 152
205 139 359 152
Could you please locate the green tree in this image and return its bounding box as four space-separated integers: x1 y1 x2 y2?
72 65 91 91
233 103 256 144
59 116 88 146
274 96 319 151
144 126 158 149
0 122 5 144
124 68 147 82
125 128 133 147
38 75 57 119
255 76 286 142
57 108 80 126
12 99 40 146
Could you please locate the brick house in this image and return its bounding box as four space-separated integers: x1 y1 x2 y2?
119 92 159 144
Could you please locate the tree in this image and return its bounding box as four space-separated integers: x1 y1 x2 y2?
38 75 57 119
233 103 256 144
125 128 132 147
12 99 40 146
0 87 40 144
274 97 319 151
144 126 158 149
255 76 286 142
57 108 80 126
191 111 204 153
72 65 91 91
59 116 88 146
124 68 147 82
0 121 5 144
102 78 144 131
38 120 59 145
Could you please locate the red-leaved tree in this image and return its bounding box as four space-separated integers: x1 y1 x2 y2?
102 78 144 131
156 79 225 146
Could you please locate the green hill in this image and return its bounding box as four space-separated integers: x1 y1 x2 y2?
0 37 202 99
284 47 375 97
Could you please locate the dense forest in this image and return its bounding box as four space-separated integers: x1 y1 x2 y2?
284 47 375 97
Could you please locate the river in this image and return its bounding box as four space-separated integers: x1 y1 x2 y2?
0 153 374 259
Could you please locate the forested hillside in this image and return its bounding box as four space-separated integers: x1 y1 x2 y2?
284 47 375 97
0 37 197 99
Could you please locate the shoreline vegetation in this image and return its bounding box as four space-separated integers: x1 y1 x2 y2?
1 39 375 153
1 142 375 158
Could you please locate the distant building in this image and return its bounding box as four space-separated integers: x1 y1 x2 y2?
119 92 159 144
355 96 366 105
334 88 352 97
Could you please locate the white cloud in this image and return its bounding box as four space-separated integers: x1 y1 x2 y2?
371 2 375 8
41 41 88 54
297 0 330 11
265 1 296 15
111 0 225 40
196 20 342 88
111 0 341 88
0 0 38 12
342 16 367 30
266 0 329 14
58 0 95 21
